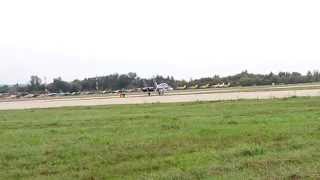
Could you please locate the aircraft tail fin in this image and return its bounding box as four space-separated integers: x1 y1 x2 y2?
153 80 158 87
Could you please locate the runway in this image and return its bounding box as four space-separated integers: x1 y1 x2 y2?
1 87 320 110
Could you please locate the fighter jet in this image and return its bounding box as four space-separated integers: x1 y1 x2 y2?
154 81 173 96
142 80 155 93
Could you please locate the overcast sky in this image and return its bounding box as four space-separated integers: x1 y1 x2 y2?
0 0 320 84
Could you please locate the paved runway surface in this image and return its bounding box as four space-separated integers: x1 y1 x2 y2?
1 88 320 110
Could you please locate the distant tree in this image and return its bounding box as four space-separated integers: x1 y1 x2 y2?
118 74 130 89
0 85 9 93
30 75 41 86
239 77 256 86
70 80 82 92
12 70 320 94
9 84 20 94
16 84 28 93
47 77 71 93
307 71 313 82
28 75 44 92
128 72 137 80
313 70 320 81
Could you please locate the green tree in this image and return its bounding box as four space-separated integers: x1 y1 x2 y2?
48 77 71 93
0 85 9 93
28 75 44 92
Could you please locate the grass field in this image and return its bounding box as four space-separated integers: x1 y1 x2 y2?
1 97 320 179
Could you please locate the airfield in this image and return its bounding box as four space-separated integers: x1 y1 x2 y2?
2 84 320 179
2 94 320 179
1 83 320 110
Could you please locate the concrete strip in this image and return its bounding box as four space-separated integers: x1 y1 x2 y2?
1 89 320 110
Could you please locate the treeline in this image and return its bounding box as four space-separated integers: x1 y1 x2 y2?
1 70 320 94
189 70 320 87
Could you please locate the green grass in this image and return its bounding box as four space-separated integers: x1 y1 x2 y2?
1 97 320 179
